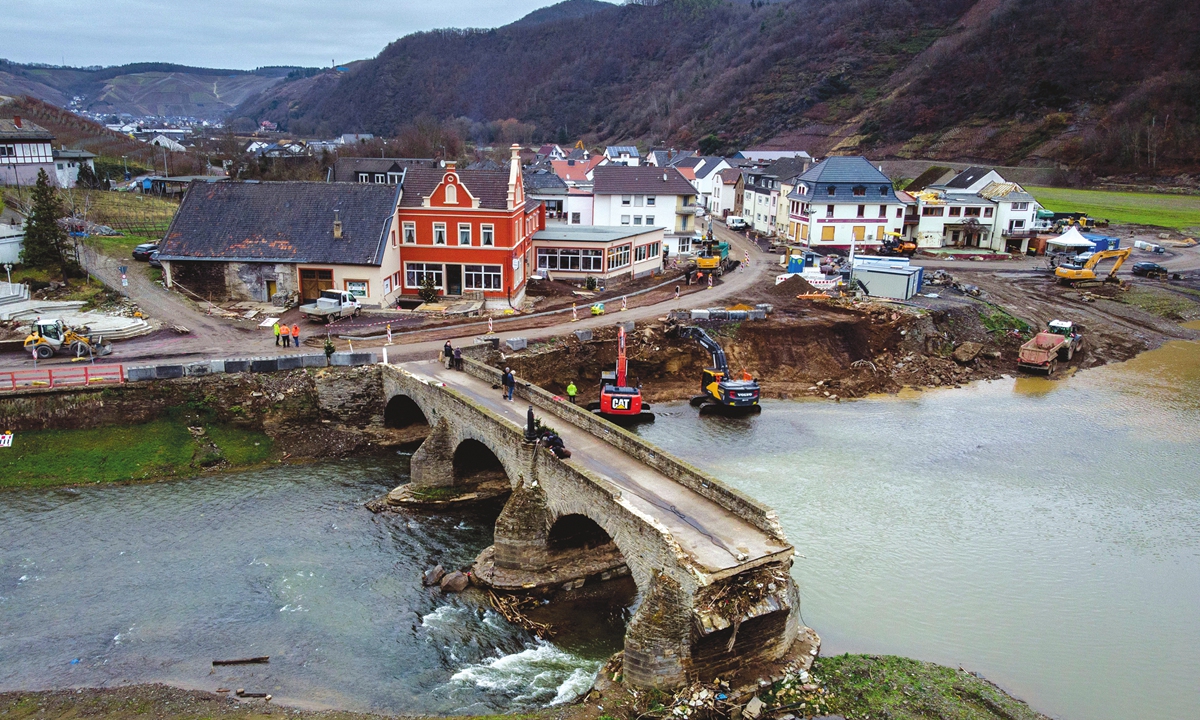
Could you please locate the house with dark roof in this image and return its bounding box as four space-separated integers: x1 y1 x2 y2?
603 146 640 166
158 181 402 305
331 157 439 184
712 167 743 218
785 156 905 250
691 156 730 211
524 168 569 219
591 166 699 256
902 167 1043 252
2 116 80 188
160 146 544 308
536 144 566 161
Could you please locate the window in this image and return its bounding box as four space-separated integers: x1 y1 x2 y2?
464 264 503 290
345 280 369 298
458 223 471 246
538 248 601 271
622 195 632 206
481 224 494 245
403 222 416 244
634 195 644 207
677 236 691 253
645 215 655 225
852 226 866 241
383 276 392 294
948 207 961 217
634 242 660 262
857 204 865 218
57 163 64 170
607 244 631 270
826 205 834 218
896 208 903 218
964 207 981 217
581 249 603 270
878 205 887 218
444 184 459 204
1012 219 1026 229
388 172 401 184
374 174 385 184
633 216 643 225
922 207 945 217
646 196 656 206
390 230 397 247
405 262 443 288
358 172 369 182
621 215 631 225
951 231 961 243
853 186 866 197
880 186 889 196
1013 202 1029 211
827 186 836 196
0 145 12 157
821 225 836 241
433 223 446 245
984 207 994 218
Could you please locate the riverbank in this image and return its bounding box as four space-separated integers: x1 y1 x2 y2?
0 654 1049 720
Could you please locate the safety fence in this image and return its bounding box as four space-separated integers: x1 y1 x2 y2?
0 364 126 391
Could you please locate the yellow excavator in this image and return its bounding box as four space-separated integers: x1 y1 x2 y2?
1055 247 1132 287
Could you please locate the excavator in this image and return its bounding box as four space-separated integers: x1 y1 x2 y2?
675 326 761 413
880 231 917 257
1054 247 1132 287
23 318 112 359
588 325 654 424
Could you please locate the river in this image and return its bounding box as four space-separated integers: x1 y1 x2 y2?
2 336 1198 719
636 329 1200 720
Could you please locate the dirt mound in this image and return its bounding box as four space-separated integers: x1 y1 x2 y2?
765 274 821 298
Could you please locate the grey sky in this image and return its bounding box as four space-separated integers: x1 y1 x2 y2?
5 0 597 70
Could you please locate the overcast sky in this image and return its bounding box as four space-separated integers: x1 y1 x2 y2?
6 0 600 70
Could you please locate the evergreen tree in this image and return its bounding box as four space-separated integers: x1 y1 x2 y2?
21 170 72 280
75 162 102 190
418 273 440 304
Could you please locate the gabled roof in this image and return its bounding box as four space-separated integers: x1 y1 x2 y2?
332 157 438 182
672 155 702 169
904 165 954 192
677 167 697 181
735 150 812 162
159 181 398 266
693 157 727 179
525 169 569 193
716 168 743 184
944 166 994 189
398 168 511 210
978 181 1035 203
0 118 53 141
551 156 603 183
797 156 890 185
766 157 810 184
591 166 697 196
604 145 640 158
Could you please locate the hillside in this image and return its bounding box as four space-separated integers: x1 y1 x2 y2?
231 0 1198 175
511 0 614 27
0 61 302 120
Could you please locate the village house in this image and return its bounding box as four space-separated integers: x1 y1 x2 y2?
535 143 567 161
603 145 640 166
711 168 743 218
905 166 1043 252
159 146 544 309
532 225 664 283
742 169 780 235
690 156 731 212
52 148 97 188
331 157 439 184
1 117 59 187
590 165 700 257
785 156 905 250
524 168 569 220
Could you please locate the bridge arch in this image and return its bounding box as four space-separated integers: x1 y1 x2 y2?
384 393 428 429
452 438 510 486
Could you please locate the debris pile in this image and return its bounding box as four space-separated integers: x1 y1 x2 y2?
487 589 555 638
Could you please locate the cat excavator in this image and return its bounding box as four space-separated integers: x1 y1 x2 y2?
1054 247 1132 287
675 326 761 413
588 325 654 424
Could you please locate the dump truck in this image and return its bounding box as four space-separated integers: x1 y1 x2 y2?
1018 320 1083 375
299 290 361 322
23 318 112 359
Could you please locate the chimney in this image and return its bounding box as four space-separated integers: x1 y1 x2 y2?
333 210 343 239
13 116 21 128
445 160 457 171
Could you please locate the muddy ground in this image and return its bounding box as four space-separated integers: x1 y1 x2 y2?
500 270 1200 405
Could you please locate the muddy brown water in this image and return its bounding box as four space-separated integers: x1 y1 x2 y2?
634 321 1200 720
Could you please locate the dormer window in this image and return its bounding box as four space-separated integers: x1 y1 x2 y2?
827 186 836 196
853 186 866 196
445 184 457 204
880 186 889 196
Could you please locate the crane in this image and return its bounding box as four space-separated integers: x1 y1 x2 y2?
675 326 761 413
1055 247 1132 287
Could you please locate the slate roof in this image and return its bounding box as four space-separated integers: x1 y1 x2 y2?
159 181 398 265
904 166 954 193
0 118 53 141
944 166 994 189
332 157 438 182
796 156 890 184
693 157 727 179
524 169 568 193
591 166 697 196
398 167 511 210
604 145 640 158
672 155 702 169
716 168 743 184
765 156 810 183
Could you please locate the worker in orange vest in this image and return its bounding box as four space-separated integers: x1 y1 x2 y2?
291 323 300 348
280 322 291 348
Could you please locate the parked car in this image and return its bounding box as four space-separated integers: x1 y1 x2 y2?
148 251 162 269
726 216 748 230
132 242 159 261
300 289 361 322
1132 261 1169 278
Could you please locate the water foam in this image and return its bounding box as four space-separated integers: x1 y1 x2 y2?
448 641 599 707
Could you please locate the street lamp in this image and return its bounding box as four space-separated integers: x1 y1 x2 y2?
3 264 11 285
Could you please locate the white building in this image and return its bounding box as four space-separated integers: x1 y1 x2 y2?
603 146 640 166
52 149 96 188
905 167 1044 252
150 134 186 152
785 156 906 251
711 168 742 218
691 157 731 211
590 166 699 257
0 116 56 187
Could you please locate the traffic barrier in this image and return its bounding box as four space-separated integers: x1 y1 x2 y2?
573 329 593 342
302 354 328 368
505 338 528 351
223 359 251 374
126 366 156 382
1 365 127 390
154 365 184 380
250 358 279 373
277 355 306 371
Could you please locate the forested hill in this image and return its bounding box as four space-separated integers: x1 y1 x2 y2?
232 0 1194 175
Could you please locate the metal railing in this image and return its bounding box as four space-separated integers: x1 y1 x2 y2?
0 364 125 392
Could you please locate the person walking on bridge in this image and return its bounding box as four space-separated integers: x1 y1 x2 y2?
502 367 515 401
453 347 463 371
566 381 577 404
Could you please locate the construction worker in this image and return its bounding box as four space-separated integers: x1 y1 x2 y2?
674 285 680 300
566 381 577 404
273 321 281 346
280 322 291 348
291 323 300 348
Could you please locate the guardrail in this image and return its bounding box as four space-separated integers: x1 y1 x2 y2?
0 364 125 391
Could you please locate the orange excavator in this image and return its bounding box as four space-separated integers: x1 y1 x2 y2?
589 325 655 424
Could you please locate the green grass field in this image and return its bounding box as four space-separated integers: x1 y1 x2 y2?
1028 186 1200 231
0 420 276 488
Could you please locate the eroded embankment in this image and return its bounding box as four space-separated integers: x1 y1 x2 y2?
502 300 1021 404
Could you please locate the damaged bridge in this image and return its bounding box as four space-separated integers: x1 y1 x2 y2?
381 357 809 689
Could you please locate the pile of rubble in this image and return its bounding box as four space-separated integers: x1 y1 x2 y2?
924 269 983 298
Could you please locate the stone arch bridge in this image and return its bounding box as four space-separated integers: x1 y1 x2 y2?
381 357 808 689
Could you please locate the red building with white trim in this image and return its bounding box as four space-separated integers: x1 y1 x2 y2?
386 145 544 309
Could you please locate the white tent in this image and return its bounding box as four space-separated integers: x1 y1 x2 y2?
1046 226 1095 250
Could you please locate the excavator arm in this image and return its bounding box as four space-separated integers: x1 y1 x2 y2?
678 326 729 373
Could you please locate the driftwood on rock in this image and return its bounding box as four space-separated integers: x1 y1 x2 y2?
487 590 555 639
212 656 269 666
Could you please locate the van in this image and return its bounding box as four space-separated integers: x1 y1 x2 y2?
726 216 748 230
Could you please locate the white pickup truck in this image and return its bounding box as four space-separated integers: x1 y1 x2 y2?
300 290 361 322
